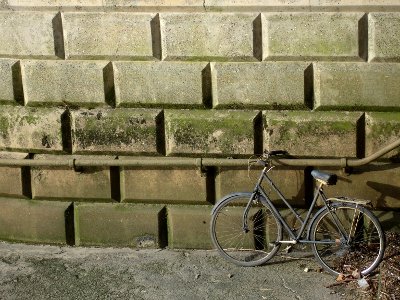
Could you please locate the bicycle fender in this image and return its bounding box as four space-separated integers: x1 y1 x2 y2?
211 192 253 215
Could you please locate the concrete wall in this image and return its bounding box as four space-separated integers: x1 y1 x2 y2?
0 0 399 248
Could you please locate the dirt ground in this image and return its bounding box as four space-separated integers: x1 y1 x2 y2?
0 241 369 300
335 232 400 300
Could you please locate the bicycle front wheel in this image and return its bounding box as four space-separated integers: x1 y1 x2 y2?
210 193 282 267
310 203 385 276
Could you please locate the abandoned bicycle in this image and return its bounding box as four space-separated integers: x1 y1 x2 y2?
210 151 385 276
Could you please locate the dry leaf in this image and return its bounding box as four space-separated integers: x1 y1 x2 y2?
336 273 345 282
352 269 360 279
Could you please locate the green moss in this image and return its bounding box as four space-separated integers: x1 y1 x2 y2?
74 110 156 149
329 121 355 133
370 122 400 138
168 111 254 154
0 116 9 139
267 112 355 144
368 113 400 140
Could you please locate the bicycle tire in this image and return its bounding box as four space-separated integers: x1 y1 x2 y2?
309 202 385 276
210 193 282 267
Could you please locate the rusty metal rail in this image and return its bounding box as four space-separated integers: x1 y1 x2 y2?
0 139 399 168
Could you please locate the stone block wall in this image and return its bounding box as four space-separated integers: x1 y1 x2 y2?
0 0 399 248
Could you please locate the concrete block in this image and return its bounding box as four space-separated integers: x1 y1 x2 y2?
7 0 102 6
216 167 306 207
0 12 58 58
0 152 28 198
369 13 400 62
63 12 155 60
0 198 71 244
160 13 258 61
75 202 166 247
265 111 361 157
202 0 310 8
264 13 363 61
365 112 400 159
31 155 113 201
0 59 18 104
314 63 400 111
22 60 109 107
308 0 400 9
213 62 309 109
121 163 208 204
5 0 400 9
113 62 208 108
167 205 213 249
70 108 162 155
0 106 63 153
165 110 258 157
323 164 400 209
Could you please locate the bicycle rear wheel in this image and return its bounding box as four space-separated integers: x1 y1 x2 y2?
310 203 385 276
210 193 282 267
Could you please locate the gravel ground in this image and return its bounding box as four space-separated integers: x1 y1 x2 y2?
0 242 365 300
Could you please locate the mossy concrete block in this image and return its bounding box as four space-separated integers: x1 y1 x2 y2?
0 152 28 198
22 60 109 107
167 205 213 249
63 12 155 60
31 154 113 201
213 62 309 109
71 108 161 155
114 62 208 108
369 13 400 62
264 13 362 61
323 164 400 209
165 110 258 157
160 13 258 61
0 12 58 58
0 198 71 244
314 62 400 111
265 111 361 157
365 112 400 159
74 202 165 247
121 163 208 204
216 167 306 207
0 59 18 104
0 106 63 153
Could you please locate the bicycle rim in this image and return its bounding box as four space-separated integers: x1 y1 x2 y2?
310 203 385 276
211 193 282 267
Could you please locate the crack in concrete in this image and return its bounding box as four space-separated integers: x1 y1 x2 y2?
278 274 302 300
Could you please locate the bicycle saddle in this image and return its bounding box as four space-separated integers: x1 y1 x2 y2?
311 170 337 185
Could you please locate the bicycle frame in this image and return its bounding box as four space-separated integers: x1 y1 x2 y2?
245 166 342 245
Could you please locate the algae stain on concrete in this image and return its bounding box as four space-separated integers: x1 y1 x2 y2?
0 116 10 139
167 110 254 155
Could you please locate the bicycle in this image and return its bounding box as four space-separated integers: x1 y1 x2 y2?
210 151 386 277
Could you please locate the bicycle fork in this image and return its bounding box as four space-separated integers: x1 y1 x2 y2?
241 192 258 233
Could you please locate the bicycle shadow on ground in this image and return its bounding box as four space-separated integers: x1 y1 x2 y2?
264 248 316 266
